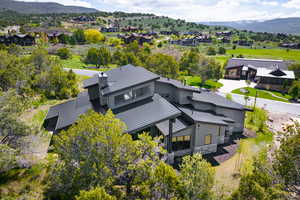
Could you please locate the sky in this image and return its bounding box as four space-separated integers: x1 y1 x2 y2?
19 0 300 22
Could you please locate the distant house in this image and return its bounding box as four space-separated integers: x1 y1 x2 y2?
225 58 295 92
73 16 95 22
279 43 300 49
101 27 119 33
217 36 231 43
44 65 250 164
170 38 198 46
118 33 153 45
0 34 35 46
160 31 180 36
233 40 253 46
216 31 232 37
121 26 140 32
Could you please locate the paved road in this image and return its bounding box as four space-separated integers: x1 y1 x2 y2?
66 68 300 116
218 92 300 116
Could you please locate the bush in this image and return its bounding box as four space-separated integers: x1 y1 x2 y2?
207 47 216 56
84 29 105 44
57 48 71 60
218 47 226 54
288 81 300 100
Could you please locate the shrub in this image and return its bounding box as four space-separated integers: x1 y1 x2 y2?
57 48 71 60
207 47 216 56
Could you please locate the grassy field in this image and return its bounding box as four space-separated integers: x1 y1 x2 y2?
60 55 117 71
227 48 300 62
232 87 292 103
184 76 223 89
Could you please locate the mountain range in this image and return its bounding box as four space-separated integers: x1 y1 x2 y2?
200 18 300 35
0 0 99 14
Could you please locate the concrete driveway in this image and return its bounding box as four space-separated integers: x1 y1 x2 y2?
218 79 257 94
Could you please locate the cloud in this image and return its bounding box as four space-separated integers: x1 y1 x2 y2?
283 0 300 9
16 0 300 21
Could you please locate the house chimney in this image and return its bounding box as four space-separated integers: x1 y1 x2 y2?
98 72 108 89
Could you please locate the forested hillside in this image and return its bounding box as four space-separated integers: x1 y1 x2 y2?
0 0 98 14
201 18 300 35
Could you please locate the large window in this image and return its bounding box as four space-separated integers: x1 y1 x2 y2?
115 86 150 106
204 135 212 145
172 135 191 151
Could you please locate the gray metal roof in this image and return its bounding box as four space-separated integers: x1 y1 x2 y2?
46 92 181 133
192 92 246 110
178 106 229 126
226 58 289 70
54 92 94 130
157 77 201 93
256 68 295 79
155 118 189 136
83 65 160 95
116 94 181 133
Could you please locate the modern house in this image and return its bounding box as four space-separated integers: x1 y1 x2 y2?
118 33 153 45
225 58 295 92
44 65 250 163
0 34 35 46
101 27 120 33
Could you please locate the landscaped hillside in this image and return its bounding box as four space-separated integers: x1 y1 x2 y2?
200 17 300 35
0 0 99 14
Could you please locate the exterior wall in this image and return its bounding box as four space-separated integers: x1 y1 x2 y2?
215 107 245 133
192 101 215 112
155 82 178 103
225 67 242 79
218 126 226 144
193 122 220 154
88 85 100 100
107 82 155 109
177 89 193 105
155 82 194 105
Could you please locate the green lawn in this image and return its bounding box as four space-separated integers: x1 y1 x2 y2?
184 76 223 89
60 55 88 69
60 55 117 71
227 48 300 62
232 87 292 103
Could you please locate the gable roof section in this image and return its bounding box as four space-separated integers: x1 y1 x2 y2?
45 93 181 133
116 94 181 133
192 92 247 111
83 65 160 95
178 106 230 126
157 77 201 93
226 58 288 70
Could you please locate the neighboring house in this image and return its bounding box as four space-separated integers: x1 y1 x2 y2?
160 31 180 36
118 33 153 45
216 31 233 37
121 26 140 32
225 58 295 92
0 34 35 46
233 40 253 46
279 43 300 49
44 65 250 163
101 27 119 33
